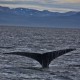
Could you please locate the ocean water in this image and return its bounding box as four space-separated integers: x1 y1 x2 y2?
0 26 80 80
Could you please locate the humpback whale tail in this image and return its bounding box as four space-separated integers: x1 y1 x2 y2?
4 48 76 68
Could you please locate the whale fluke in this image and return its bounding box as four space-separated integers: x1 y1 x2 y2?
4 48 76 68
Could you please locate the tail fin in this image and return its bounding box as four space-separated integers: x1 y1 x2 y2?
3 52 42 64
42 48 76 66
3 48 76 68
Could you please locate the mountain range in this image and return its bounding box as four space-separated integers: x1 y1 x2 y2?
0 6 80 28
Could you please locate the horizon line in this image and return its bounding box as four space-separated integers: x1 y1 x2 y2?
0 5 80 13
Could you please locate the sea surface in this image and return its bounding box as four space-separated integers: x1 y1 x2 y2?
0 26 80 80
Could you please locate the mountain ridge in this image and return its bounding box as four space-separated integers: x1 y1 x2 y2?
0 6 80 28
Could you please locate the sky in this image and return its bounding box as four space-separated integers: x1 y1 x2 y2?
0 0 80 12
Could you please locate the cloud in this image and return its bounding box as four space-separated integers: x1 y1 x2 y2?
60 0 80 3
0 0 80 12
0 0 80 4
0 3 79 12
0 0 78 4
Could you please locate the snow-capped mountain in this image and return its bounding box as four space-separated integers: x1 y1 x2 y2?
0 6 80 28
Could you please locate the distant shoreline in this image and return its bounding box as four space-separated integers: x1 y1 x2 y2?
0 25 80 29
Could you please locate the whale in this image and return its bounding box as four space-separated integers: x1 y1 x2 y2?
4 48 76 68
